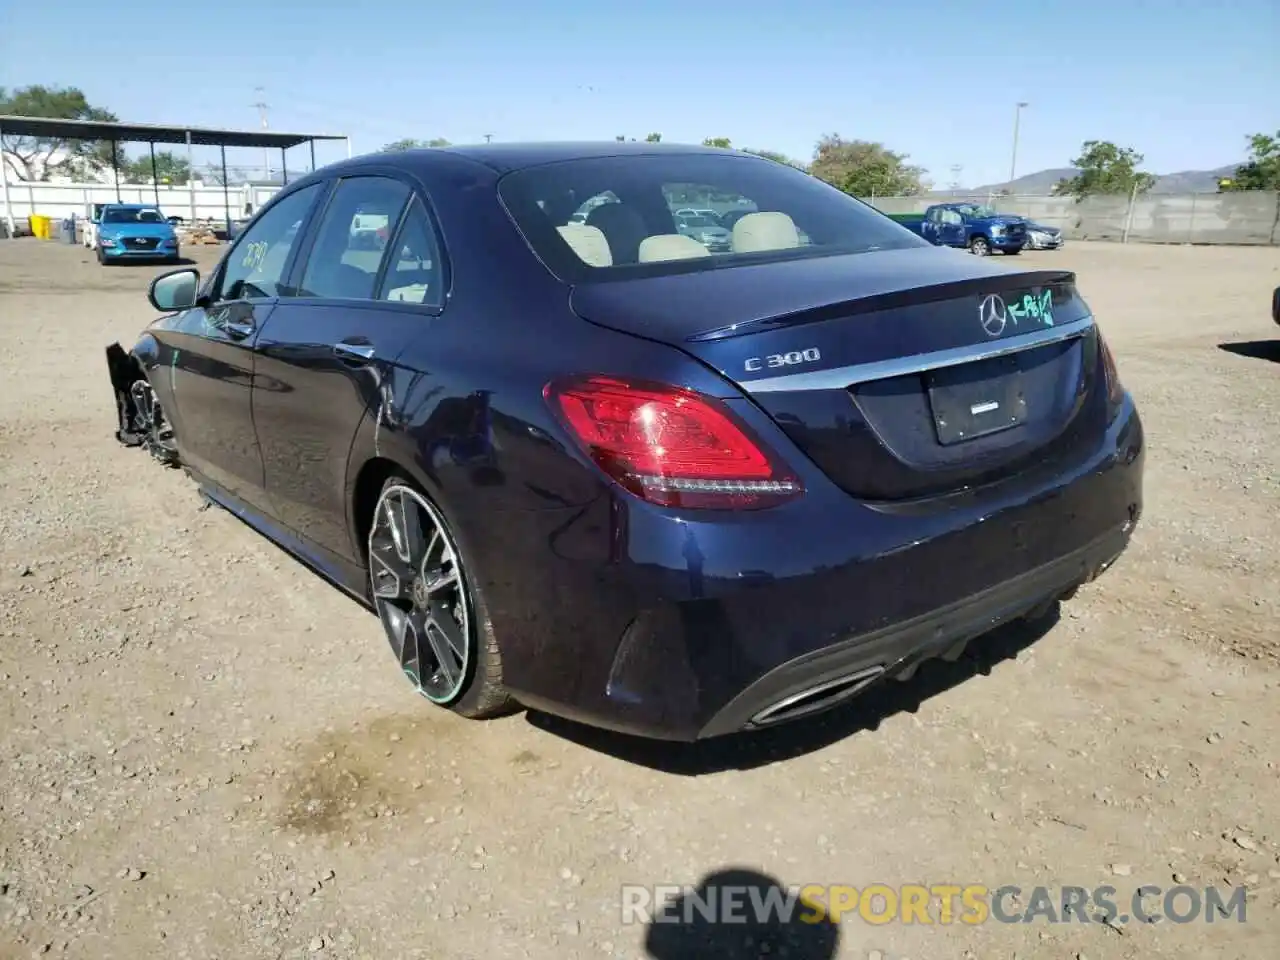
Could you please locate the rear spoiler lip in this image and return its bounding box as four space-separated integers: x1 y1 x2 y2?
686 269 1078 343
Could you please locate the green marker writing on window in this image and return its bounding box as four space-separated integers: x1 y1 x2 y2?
1007 289 1055 327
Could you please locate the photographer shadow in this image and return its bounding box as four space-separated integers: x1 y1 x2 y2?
643 867 839 959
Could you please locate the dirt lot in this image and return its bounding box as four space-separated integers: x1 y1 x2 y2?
1 237 1278 960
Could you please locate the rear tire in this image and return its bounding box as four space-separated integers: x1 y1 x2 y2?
969 236 991 257
367 474 510 719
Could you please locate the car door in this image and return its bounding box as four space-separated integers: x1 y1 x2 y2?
251 173 448 562
166 182 325 510
920 207 939 244
940 208 966 246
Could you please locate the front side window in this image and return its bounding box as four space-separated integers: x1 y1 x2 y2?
218 183 322 301
298 176 412 300
499 153 927 282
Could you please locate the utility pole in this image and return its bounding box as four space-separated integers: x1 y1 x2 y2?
949 164 963 196
253 88 270 181
1009 101 1028 186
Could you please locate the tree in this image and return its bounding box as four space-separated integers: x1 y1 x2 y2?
702 137 733 149
123 150 192 185
645 132 662 143
742 148 801 168
0 85 119 180
1053 140 1156 200
379 137 450 152
808 135 924 197
1219 131 1280 192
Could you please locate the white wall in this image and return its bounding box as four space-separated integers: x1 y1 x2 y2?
2 179 285 229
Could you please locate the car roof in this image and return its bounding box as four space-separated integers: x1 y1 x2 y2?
103 202 160 209
336 141 743 176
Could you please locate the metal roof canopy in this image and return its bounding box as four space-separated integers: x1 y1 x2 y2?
0 115 351 238
0 115 347 149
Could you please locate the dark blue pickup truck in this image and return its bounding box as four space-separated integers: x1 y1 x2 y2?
894 203 1029 256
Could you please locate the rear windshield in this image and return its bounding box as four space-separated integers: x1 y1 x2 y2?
498 153 927 282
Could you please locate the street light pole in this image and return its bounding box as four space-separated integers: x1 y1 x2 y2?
1009 101 1029 185
254 87 270 180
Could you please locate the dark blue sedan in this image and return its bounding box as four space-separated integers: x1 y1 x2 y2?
104 142 1145 741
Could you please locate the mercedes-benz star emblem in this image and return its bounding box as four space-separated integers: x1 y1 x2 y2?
979 293 1008 337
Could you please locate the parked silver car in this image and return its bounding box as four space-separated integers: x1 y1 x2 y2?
1024 223 1065 250
675 214 732 252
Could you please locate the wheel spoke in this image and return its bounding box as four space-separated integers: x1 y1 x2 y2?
370 541 413 600
383 604 412 662
424 567 457 595
424 608 466 688
400 608 425 683
396 492 429 565
421 528 442 577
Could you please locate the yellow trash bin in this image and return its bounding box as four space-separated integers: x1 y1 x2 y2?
30 215 50 239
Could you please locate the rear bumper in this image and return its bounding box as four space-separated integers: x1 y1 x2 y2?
491 395 1146 741
696 525 1127 737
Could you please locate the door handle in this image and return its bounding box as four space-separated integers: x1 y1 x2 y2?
223 319 255 340
333 341 376 363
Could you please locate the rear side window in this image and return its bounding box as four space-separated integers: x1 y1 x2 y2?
298 176 411 300
498 153 927 283
376 198 445 307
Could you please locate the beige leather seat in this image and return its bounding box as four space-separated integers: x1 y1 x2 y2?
731 211 801 254
556 224 613 267
638 234 711 263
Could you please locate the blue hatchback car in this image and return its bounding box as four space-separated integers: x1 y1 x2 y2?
95 203 181 264
104 143 1144 741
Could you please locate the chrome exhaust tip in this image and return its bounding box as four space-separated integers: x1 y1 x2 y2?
748 666 886 727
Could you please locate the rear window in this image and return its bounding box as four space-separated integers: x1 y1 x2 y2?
498 153 927 282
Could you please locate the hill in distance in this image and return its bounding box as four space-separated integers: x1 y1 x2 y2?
936 163 1241 196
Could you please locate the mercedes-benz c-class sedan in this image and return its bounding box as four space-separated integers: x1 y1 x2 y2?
106 142 1144 740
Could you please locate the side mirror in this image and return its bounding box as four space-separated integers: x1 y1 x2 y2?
149 267 201 312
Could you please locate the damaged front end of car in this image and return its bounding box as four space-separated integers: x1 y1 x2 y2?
106 342 179 466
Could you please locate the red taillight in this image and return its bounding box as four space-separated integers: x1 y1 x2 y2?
1098 332 1124 408
544 375 803 509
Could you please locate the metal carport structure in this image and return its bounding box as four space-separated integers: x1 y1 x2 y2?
0 115 349 237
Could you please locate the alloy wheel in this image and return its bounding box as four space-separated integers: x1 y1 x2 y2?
368 484 471 704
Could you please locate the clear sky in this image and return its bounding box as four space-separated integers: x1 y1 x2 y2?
2 0 1276 186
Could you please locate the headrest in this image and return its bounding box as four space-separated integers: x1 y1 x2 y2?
731 211 801 253
585 203 649 263
556 224 613 267
638 234 712 263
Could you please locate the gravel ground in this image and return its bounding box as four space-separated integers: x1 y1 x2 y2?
1 238 1278 960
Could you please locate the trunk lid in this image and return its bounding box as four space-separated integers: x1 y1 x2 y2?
570 247 1106 501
